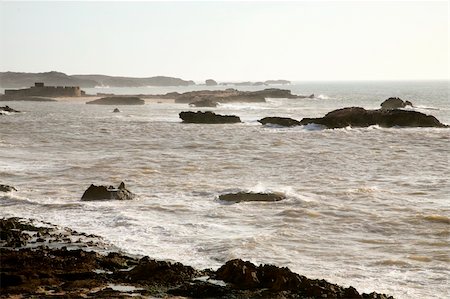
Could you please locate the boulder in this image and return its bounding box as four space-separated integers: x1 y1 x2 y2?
218 192 285 203
86 97 145 105
113 108 120 113
189 99 218 107
380 97 413 109
81 182 135 201
299 107 447 128
0 185 17 192
205 79 218 86
179 111 241 124
258 117 301 127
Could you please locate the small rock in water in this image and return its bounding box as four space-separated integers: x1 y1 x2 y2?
218 192 285 203
0 184 17 192
81 182 135 201
113 108 120 113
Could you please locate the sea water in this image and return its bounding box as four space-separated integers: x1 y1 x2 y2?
1 81 449 298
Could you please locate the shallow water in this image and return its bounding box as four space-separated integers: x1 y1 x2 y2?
1 81 449 298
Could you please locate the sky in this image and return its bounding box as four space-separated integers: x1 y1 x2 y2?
0 1 448 81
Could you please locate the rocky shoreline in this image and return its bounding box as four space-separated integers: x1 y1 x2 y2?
1 217 394 298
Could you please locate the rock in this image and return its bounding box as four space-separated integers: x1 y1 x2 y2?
218 192 285 203
113 108 120 113
179 111 241 124
126 256 198 285
205 79 218 86
380 97 413 109
0 184 17 192
264 79 290 85
0 106 20 114
216 259 260 289
258 117 301 127
189 99 218 107
81 182 135 201
299 107 447 128
86 96 145 105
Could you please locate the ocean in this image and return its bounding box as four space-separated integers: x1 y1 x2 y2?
1 81 449 298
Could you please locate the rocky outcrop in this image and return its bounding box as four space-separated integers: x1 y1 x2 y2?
86 96 145 105
218 192 286 203
189 99 218 107
1 217 395 299
380 97 413 109
0 184 17 192
113 108 120 113
205 79 218 86
258 117 301 127
81 182 135 201
179 111 241 124
0 106 20 115
299 107 447 128
174 88 310 104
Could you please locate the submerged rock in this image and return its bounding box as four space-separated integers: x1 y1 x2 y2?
218 192 285 203
258 117 301 127
179 111 241 124
86 96 145 105
299 107 447 128
380 97 413 109
205 79 218 86
0 184 17 192
81 182 135 201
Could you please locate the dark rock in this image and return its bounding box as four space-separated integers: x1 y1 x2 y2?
126 256 198 285
216 259 260 289
179 111 241 124
380 97 413 109
112 108 120 113
258 117 301 127
0 106 20 114
218 192 286 203
299 107 447 128
189 99 218 107
205 79 218 86
86 96 145 105
345 286 363 298
81 182 135 201
0 184 17 192
168 281 229 298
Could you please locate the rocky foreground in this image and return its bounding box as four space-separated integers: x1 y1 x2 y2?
0 217 394 298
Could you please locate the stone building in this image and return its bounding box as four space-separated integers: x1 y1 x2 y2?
4 83 85 97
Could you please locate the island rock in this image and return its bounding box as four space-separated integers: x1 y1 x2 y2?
218 192 285 203
86 96 145 105
299 107 447 128
81 182 135 201
113 108 120 113
179 111 241 124
0 106 20 115
258 117 301 127
380 97 413 109
205 79 218 86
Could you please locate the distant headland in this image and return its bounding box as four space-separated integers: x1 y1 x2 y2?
0 71 291 88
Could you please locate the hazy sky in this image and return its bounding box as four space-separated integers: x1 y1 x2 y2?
0 1 448 81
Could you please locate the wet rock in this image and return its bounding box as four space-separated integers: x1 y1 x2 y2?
218 192 286 203
113 108 120 113
380 97 413 109
189 99 218 107
81 182 135 201
126 256 198 285
0 184 17 192
299 107 447 128
258 117 301 127
216 259 260 289
86 96 145 105
179 111 241 124
0 106 20 114
168 281 229 298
